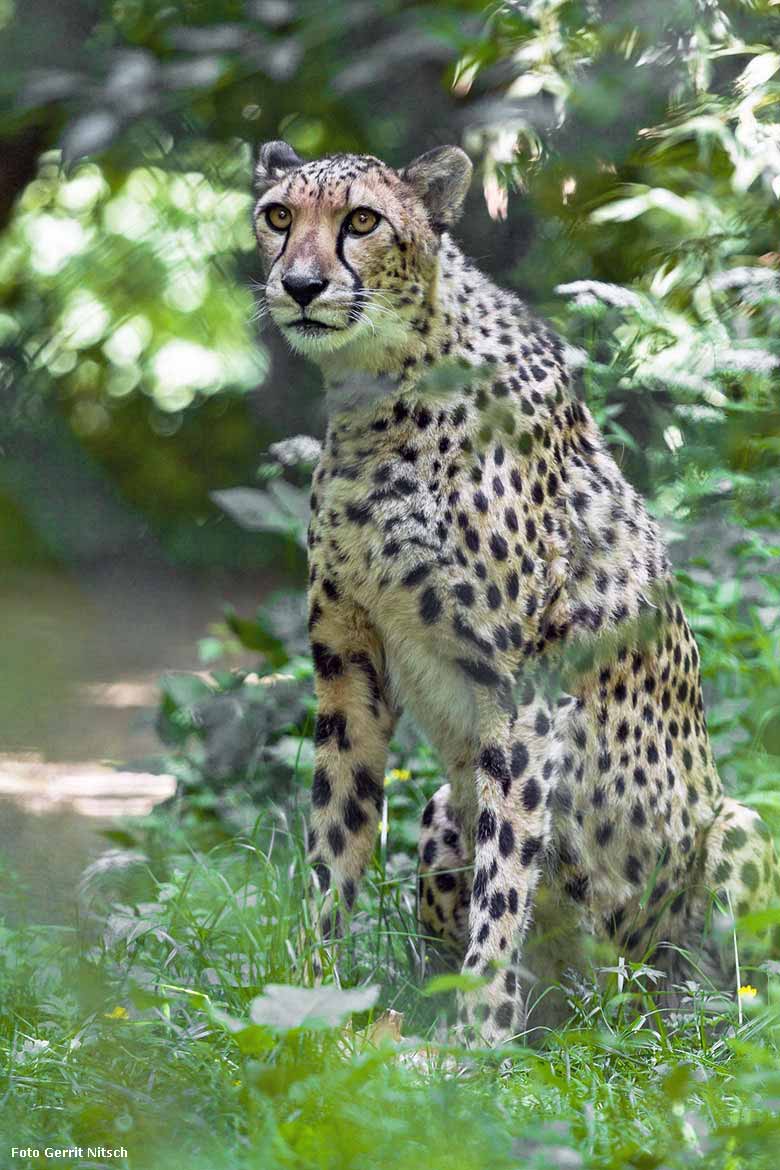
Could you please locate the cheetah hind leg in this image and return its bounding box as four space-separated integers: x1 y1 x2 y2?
418 784 472 958
696 797 780 988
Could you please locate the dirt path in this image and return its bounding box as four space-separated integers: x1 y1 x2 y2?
0 563 267 923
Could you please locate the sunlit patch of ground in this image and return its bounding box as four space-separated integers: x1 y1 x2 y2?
0 753 175 817
77 675 161 709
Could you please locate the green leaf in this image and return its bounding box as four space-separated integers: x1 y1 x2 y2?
129 986 170 1011
267 478 311 526
224 609 289 667
737 906 780 934
198 636 224 664
209 1006 276 1053
211 487 294 534
740 791 780 811
230 1023 277 1055
99 828 140 848
662 1063 692 1101
422 973 489 996
160 672 213 708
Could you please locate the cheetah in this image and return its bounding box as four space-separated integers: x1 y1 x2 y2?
252 139 779 1044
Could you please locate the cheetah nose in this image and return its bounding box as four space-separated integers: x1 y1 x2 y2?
281 274 330 308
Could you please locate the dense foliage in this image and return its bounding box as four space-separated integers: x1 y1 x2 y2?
1 1 780 1167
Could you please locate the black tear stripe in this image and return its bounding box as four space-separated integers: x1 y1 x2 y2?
268 230 291 275
336 220 365 323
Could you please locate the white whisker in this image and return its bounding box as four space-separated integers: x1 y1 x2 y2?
249 303 271 326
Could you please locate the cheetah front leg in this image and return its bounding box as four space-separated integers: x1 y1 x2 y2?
458 684 557 1046
306 598 398 966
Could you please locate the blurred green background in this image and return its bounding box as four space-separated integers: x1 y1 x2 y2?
1 3 780 1166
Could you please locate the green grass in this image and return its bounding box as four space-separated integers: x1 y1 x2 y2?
2 798 780 1170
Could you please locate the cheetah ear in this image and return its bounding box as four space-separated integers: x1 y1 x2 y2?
401 146 473 230
254 140 303 193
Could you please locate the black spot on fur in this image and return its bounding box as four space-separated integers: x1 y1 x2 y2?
477 808 497 842
595 821 613 846
494 1001 514 1030
403 564 432 588
311 767 332 808
457 657 502 687
327 824 346 857
480 745 511 794
520 836 542 866
312 642 343 679
489 533 509 560
315 711 350 751
534 711 550 737
343 796 367 833
522 776 541 811
419 587 442 624
565 874 589 903
489 891 506 919
455 582 475 606
354 765 383 810
346 500 372 525
511 741 529 778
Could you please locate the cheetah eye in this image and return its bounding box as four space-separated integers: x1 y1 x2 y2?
345 207 380 236
265 203 292 232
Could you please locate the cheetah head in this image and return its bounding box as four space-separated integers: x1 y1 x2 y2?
253 141 472 361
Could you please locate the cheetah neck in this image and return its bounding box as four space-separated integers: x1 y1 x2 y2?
318 237 511 414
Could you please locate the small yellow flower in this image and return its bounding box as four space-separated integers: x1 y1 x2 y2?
232 1079 242 1086
738 985 758 999
104 1005 129 1019
387 768 411 782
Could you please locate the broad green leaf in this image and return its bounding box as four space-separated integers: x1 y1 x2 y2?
211 487 293 534
422 972 489 996
159 672 213 708
224 608 288 666
736 907 780 934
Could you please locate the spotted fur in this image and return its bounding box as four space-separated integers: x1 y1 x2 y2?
253 141 779 1044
